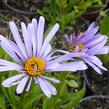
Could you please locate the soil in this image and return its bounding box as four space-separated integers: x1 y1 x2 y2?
75 66 109 109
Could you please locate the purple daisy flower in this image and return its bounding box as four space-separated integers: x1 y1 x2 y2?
0 16 87 97
65 22 109 74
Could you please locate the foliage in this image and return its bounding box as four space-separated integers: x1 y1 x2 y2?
37 0 104 32
100 16 109 65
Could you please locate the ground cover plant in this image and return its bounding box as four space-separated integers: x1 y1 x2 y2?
0 0 109 109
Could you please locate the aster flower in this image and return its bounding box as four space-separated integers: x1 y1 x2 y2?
0 16 87 97
65 22 109 74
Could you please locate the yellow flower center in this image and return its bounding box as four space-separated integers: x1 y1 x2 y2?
78 43 84 49
69 43 84 52
24 57 45 77
80 32 84 35
68 32 84 52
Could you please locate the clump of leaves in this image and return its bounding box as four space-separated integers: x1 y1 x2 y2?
38 0 104 32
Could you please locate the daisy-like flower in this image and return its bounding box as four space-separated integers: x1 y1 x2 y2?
65 22 109 74
0 16 87 97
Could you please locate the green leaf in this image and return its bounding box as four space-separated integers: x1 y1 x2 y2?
0 94 6 109
43 97 52 109
78 1 92 9
1 72 19 109
1 77 12 106
100 11 107 17
67 80 79 88
100 16 109 65
22 82 43 109
100 16 109 35
55 0 63 8
62 88 86 109
0 48 7 58
43 96 62 109
23 94 43 109
66 0 77 12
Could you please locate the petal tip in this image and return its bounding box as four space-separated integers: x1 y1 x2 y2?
39 16 45 22
32 18 37 22
55 23 59 28
9 21 15 26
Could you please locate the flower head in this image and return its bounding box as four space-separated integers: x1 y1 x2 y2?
66 22 109 74
0 16 87 97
